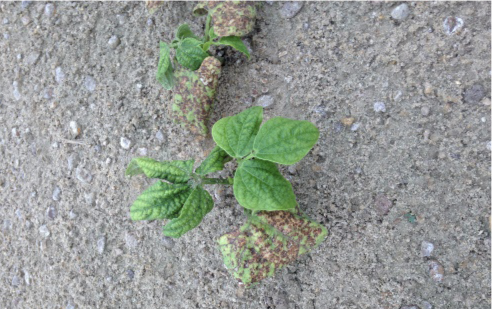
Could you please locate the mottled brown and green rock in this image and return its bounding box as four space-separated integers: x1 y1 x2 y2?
172 57 221 136
145 1 164 14
218 209 328 287
194 1 257 37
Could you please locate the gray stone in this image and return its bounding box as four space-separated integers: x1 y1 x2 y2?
120 137 131 149
464 84 485 104
26 52 40 65
52 186 61 201
55 67 65 84
39 225 50 238
443 16 464 35
127 269 135 280
421 106 430 116
97 236 106 254
256 95 275 108
155 130 165 141
13 81 21 101
46 206 57 220
11 275 20 286
280 2 303 19
107 35 120 49
422 301 433 309
373 102 386 113
421 241 434 257
75 167 93 183
161 236 175 250
391 4 410 20
44 3 55 17
350 123 360 131
84 75 97 92
21 16 31 26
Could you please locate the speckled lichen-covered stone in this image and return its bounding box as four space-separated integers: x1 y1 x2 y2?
171 57 221 136
194 1 257 37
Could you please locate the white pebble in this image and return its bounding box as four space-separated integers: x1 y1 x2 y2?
350 123 360 131
373 102 386 113
421 240 434 257
97 236 106 254
69 121 81 137
443 16 464 35
257 95 275 108
391 3 410 20
44 3 55 17
69 210 78 219
107 35 120 49
23 270 30 285
39 225 50 238
137 147 148 156
120 137 131 149
46 206 57 220
55 67 65 84
84 75 97 92
13 81 21 101
52 186 61 201
155 130 165 141
486 141 491 151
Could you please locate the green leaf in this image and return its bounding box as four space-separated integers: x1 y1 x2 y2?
175 24 199 41
156 42 174 90
163 186 214 238
233 159 296 211
218 209 328 286
196 146 232 176
253 117 319 165
130 182 191 221
125 157 194 184
213 36 250 58
176 38 209 71
212 106 263 158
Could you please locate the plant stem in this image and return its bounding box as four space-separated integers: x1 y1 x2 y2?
204 13 212 42
202 177 233 185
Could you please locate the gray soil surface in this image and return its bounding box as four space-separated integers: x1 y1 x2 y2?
0 1 490 309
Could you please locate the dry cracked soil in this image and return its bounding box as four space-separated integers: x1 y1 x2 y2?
0 1 490 309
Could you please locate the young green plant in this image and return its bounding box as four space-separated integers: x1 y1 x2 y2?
126 107 328 286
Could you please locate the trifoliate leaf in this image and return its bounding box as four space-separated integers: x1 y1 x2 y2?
233 159 296 211
176 38 209 71
253 117 319 165
196 146 232 176
213 36 250 58
130 182 191 221
218 209 328 286
175 24 199 41
212 106 263 158
163 186 214 238
156 42 174 90
125 158 194 184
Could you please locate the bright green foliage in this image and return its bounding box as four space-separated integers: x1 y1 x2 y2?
156 42 174 90
212 106 263 158
130 182 191 220
175 24 199 41
196 146 232 176
233 159 296 210
163 186 214 238
253 117 320 165
218 209 328 286
125 157 194 184
213 36 250 58
176 38 209 71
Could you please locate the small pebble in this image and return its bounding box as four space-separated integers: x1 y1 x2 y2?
400 306 420 309
120 137 131 149
75 166 93 183
26 52 40 66
13 81 21 101
23 270 30 285
39 225 50 238
428 259 444 282
66 304 75 309
97 236 106 255
443 16 464 35
107 35 120 49
464 84 485 104
43 87 54 99
84 75 97 92
374 194 392 216
46 206 57 220
391 3 410 20
421 106 430 116
161 236 175 250
350 123 360 131
486 141 491 151
3 18 9 25
280 2 303 19
303 22 310 30
21 1 31 10
374 102 386 113
422 301 433 309
146 18 154 27
481 97 491 106
21 16 31 26
69 210 77 219
15 209 22 220
11 275 20 287
288 164 298 175
421 241 434 257
137 147 148 156
256 95 275 108
52 186 61 201
84 192 95 205
127 269 135 280
44 3 55 17
341 117 355 126
155 130 165 141
333 121 344 133
55 67 65 84
116 14 127 25
69 121 81 137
